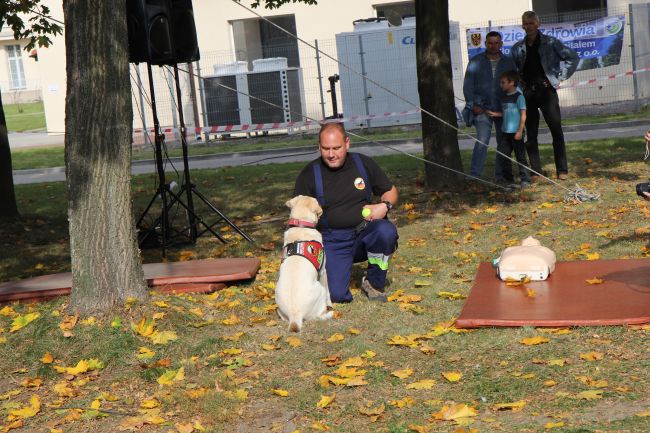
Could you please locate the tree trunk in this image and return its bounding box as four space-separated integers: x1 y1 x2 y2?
0 93 19 220
415 0 464 190
63 0 148 315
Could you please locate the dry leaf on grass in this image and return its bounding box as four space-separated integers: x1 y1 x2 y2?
520 336 550 346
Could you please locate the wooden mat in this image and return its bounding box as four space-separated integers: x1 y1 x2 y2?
456 259 650 328
0 258 260 303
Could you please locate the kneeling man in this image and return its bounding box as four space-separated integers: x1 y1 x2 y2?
294 123 398 302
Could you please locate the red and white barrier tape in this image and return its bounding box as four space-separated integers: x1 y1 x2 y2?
132 109 421 136
132 67 650 137
557 66 650 89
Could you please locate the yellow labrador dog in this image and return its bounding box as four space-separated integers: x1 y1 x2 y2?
276 195 332 332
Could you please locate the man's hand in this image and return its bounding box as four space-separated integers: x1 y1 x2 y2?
362 203 389 221
515 130 523 141
472 105 484 115
486 110 502 117
643 192 650 201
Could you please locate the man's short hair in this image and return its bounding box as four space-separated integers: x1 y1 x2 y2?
486 31 502 40
522 11 539 22
319 122 348 142
500 69 520 83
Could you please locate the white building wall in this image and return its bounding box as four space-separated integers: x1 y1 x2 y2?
28 0 650 134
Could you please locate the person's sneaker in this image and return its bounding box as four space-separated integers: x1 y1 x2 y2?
507 182 521 190
558 173 569 181
520 180 531 189
361 277 387 302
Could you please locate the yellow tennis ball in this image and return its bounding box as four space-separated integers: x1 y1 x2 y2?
362 208 371 218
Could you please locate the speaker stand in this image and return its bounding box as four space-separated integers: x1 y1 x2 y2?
170 64 253 244
136 63 171 257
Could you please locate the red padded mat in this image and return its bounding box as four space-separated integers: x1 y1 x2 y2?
456 259 650 328
0 258 260 303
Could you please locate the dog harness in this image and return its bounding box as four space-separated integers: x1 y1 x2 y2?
282 240 324 271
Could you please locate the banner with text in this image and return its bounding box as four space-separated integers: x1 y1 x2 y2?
466 15 625 71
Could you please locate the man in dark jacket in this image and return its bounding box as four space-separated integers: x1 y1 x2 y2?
511 10 579 181
463 31 517 181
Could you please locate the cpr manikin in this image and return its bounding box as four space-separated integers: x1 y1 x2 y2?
497 236 556 281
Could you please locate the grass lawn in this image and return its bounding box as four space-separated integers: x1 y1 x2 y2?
4 101 46 132
10 107 650 171
1 137 650 432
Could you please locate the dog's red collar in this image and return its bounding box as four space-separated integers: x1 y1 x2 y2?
287 218 316 228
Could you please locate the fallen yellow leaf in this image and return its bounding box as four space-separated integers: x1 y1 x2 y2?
317 393 335 408
586 277 604 285
136 347 156 360
157 367 185 386
389 396 415 408
40 352 54 364
493 400 526 412
544 422 565 429
432 403 478 421
10 313 40 332
576 389 604 400
272 389 289 397
391 368 414 379
580 351 604 361
326 333 344 343
222 314 241 325
520 336 550 346
286 336 302 347
406 379 436 390
407 424 430 433
442 371 462 383
150 330 178 345
8 394 41 420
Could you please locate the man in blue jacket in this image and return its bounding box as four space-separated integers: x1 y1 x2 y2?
511 10 579 181
463 31 517 181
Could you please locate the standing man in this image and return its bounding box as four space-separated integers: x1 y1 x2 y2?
463 31 517 181
511 10 579 181
294 123 399 303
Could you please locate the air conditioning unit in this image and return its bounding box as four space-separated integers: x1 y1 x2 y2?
203 58 304 128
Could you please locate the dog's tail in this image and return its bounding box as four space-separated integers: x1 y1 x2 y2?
288 313 303 332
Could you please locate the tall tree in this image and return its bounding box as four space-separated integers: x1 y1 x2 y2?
0 2 62 219
63 0 148 314
415 0 463 190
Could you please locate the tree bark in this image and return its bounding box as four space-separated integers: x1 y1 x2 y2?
415 0 464 190
63 0 148 315
0 92 19 220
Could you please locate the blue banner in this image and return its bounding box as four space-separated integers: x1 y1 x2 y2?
466 15 625 71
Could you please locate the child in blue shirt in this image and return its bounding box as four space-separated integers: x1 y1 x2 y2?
487 70 531 187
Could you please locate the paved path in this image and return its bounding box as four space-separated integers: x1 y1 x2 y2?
12 121 649 185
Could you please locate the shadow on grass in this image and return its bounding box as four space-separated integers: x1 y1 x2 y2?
4 137 648 282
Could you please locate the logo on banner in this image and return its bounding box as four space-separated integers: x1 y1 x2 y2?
605 18 623 35
354 177 366 190
470 33 482 47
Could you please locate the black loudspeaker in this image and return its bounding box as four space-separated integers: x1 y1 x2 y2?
127 0 175 65
171 0 200 63
126 0 200 65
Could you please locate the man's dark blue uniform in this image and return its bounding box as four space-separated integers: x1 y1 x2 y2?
294 150 398 302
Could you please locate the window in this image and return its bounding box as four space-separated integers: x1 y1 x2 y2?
231 14 300 68
6 45 26 90
374 1 415 20
532 0 608 22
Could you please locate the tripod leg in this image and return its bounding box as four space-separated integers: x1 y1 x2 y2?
191 186 254 243
167 187 228 243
